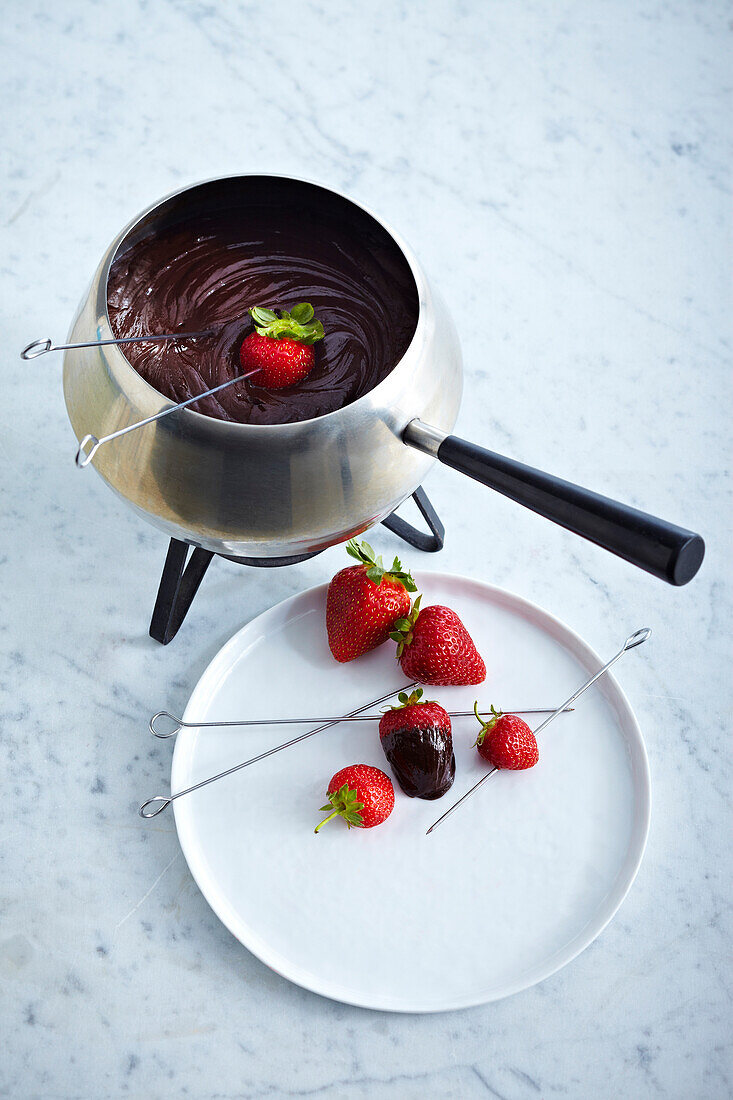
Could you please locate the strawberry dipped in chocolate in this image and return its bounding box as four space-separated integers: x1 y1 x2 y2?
379 688 455 800
240 303 324 389
391 596 486 686
326 540 417 662
473 703 539 771
314 765 395 832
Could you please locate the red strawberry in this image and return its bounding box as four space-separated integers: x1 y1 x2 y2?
240 303 324 389
378 688 455 799
473 703 538 770
240 333 313 388
314 764 394 832
326 539 417 662
391 597 486 686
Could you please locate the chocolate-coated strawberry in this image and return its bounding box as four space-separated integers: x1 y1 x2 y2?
240 303 324 389
326 539 417 662
473 703 538 770
314 764 395 832
378 688 455 800
391 597 486 686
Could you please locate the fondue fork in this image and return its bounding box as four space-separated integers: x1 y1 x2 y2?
139 682 419 818
149 705 575 739
20 330 263 468
21 331 217 360
426 628 652 836
74 366 260 468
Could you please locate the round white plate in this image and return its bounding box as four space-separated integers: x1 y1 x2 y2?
172 573 651 1012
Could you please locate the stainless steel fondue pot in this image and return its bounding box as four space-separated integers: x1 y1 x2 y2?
63 175 704 585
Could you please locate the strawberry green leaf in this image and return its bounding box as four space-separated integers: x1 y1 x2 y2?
343 538 417 593
314 783 364 833
290 302 315 324
295 319 325 346
385 566 416 591
388 686 425 711
250 306 278 325
249 303 325 345
346 539 368 563
390 594 422 655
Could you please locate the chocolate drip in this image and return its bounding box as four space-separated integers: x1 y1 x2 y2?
380 725 456 800
106 209 418 425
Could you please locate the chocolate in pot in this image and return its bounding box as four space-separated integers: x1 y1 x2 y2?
106 209 417 425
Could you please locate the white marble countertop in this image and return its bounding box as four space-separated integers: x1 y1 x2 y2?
2 1 731 1096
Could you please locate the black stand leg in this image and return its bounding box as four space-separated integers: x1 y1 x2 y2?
381 485 444 553
149 539 215 645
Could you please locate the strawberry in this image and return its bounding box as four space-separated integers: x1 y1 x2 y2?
391 597 486 686
326 539 417 662
378 688 455 799
314 764 394 832
473 703 538 770
240 303 324 389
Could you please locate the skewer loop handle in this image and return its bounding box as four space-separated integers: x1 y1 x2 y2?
623 627 652 650
139 796 172 818
21 338 53 359
149 711 183 739
76 435 101 468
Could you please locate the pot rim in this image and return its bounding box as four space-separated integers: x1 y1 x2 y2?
99 172 429 434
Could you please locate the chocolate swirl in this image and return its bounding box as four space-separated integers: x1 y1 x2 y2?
106 209 418 425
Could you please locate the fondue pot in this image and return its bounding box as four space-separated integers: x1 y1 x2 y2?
63 175 704 585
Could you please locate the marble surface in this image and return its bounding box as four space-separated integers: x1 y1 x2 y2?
1 0 731 1096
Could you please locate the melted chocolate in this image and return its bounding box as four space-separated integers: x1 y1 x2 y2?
380 725 456 800
106 209 418 424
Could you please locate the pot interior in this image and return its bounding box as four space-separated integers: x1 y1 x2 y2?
105 176 420 426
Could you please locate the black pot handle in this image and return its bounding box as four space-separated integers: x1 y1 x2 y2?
404 421 704 585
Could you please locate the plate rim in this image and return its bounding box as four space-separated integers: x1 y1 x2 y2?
171 572 652 1013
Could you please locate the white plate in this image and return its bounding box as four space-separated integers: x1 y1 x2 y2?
172 574 651 1012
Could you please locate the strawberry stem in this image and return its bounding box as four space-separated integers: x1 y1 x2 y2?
473 702 502 747
314 809 341 834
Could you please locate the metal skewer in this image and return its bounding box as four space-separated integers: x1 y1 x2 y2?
149 705 575 739
21 331 216 360
426 627 652 836
139 682 419 819
75 367 260 468
20 325 261 467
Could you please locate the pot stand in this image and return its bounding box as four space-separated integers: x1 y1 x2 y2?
149 485 444 645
